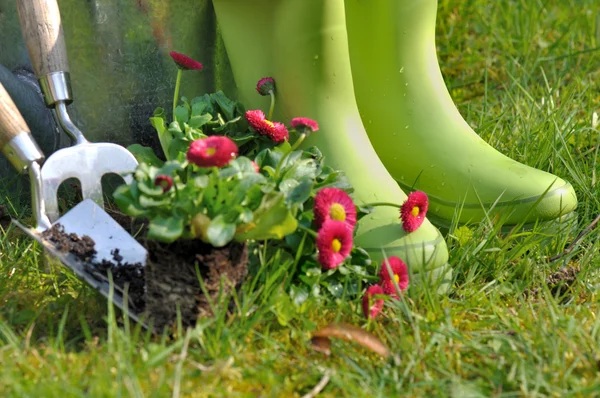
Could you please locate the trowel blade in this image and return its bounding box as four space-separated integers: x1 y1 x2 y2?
55 199 148 265
11 199 148 325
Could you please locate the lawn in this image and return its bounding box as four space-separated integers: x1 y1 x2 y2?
1 0 600 396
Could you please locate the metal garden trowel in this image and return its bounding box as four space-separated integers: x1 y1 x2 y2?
0 80 146 320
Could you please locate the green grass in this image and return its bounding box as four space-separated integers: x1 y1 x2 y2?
1 0 600 396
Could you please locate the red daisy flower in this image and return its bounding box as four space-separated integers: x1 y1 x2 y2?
378 256 409 296
316 220 353 270
169 51 204 70
314 188 357 230
256 77 276 96
154 175 173 193
362 285 385 319
245 110 289 143
187 136 238 168
291 117 319 133
400 191 429 233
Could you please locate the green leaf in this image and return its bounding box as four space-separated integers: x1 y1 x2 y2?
191 94 214 116
282 178 313 206
188 113 213 129
147 215 184 243
235 192 298 241
206 214 236 247
175 104 190 125
212 91 237 120
127 144 164 168
113 185 148 217
167 138 190 161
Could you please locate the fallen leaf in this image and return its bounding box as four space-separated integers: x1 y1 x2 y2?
311 323 390 358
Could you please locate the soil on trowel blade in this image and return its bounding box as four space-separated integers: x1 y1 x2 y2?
42 223 146 312
144 239 248 331
41 223 96 261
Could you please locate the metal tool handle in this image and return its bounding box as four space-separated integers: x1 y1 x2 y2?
17 0 87 144
0 82 51 230
0 82 44 171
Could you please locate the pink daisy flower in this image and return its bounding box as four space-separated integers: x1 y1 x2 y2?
154 175 173 193
378 256 409 296
187 136 238 168
362 285 385 319
245 110 289 143
251 161 260 173
314 188 357 230
316 220 353 270
169 51 204 71
291 117 319 133
256 77 276 96
400 191 429 233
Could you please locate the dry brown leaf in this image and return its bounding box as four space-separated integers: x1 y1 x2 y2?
310 323 390 358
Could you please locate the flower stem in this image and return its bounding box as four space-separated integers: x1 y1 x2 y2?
172 69 183 121
362 202 402 209
274 133 306 178
298 224 318 238
267 90 276 120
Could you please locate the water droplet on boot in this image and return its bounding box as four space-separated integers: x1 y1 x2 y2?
399 67 404 73
314 54 319 60
368 120 372 124
441 182 446 186
430 164 435 168
405 125 409 129
393 157 398 160
405 83 409 87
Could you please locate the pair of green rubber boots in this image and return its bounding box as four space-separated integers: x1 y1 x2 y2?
212 0 578 286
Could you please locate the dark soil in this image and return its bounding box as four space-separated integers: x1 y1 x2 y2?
42 223 146 312
41 213 249 331
41 223 96 261
93 249 146 311
525 265 581 299
144 239 248 331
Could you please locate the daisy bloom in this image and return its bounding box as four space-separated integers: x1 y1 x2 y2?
291 117 319 133
316 220 353 270
154 175 173 193
362 285 385 319
378 256 409 296
314 187 357 230
187 136 238 168
245 110 289 143
256 77 275 96
400 191 429 233
169 51 204 70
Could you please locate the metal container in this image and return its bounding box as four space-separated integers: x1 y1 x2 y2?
0 0 236 154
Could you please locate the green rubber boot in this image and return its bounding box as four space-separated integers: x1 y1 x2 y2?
345 0 578 229
213 0 450 284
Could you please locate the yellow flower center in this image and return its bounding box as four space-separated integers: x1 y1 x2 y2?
206 147 216 156
331 238 342 253
394 274 400 284
329 203 346 222
265 120 275 128
411 206 420 217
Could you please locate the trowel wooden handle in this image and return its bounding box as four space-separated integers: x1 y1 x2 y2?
0 82 44 171
17 0 70 77
0 83 29 149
